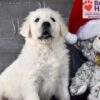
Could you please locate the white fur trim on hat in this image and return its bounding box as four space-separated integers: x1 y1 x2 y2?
77 19 100 40
65 32 77 44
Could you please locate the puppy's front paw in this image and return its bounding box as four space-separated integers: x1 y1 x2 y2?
62 96 70 100
70 84 87 95
61 94 70 100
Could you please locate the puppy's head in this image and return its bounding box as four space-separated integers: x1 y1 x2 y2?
20 8 67 44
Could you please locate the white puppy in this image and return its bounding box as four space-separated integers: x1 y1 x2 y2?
0 8 70 100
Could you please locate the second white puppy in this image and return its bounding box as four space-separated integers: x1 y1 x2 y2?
0 8 70 100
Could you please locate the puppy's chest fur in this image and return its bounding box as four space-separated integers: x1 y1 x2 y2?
32 46 66 79
32 45 68 95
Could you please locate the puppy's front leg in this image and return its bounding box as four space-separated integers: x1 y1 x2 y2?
56 78 70 100
24 92 40 100
22 83 40 100
55 61 70 100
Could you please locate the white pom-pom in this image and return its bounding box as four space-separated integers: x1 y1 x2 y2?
65 32 77 44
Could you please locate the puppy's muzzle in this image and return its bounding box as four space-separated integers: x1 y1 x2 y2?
39 22 52 40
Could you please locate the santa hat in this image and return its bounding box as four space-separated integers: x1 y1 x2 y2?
65 0 100 44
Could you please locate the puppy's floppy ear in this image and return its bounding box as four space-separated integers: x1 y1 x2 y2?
19 16 31 38
60 18 68 37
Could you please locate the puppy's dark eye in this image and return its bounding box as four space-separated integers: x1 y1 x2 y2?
51 17 56 22
34 18 40 22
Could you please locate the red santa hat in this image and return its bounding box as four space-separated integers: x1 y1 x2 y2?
65 0 100 44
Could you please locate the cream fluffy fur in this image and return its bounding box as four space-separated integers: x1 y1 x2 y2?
0 8 70 100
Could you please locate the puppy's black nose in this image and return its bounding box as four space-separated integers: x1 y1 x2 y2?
42 22 51 29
